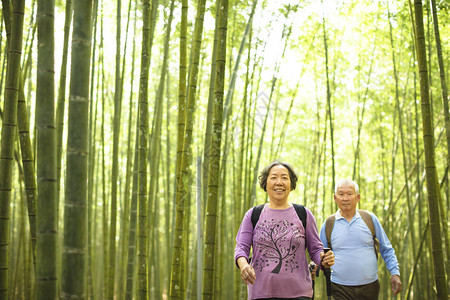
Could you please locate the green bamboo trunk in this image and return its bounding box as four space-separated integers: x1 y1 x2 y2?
234 23 254 299
229 3 257 260
147 1 174 297
202 0 219 211
137 0 151 298
202 0 227 298
249 80 274 207
10 5 38 273
170 0 207 298
413 0 448 298
125 115 139 300
0 0 25 298
4 2 38 275
98 5 110 298
169 1 188 291
87 1 99 297
17 73 37 271
351 8 378 180
430 0 450 275
175 0 188 221
164 73 173 295
243 45 260 212
322 12 335 194
222 0 257 123
388 4 417 264
36 0 57 298
61 0 92 297
87 90 98 300
107 0 123 297
430 0 449 165
56 0 72 205
119 2 137 298
413 50 427 300
20 0 36 75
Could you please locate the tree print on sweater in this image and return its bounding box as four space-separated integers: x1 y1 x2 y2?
253 218 304 274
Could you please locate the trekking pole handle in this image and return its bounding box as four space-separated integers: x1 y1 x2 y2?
322 247 331 266
322 247 332 298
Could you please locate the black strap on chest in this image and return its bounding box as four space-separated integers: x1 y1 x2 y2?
251 203 307 229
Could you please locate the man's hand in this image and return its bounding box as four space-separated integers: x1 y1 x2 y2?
237 257 256 285
320 250 335 268
391 274 402 295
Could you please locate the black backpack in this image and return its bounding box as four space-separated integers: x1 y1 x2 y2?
250 203 307 229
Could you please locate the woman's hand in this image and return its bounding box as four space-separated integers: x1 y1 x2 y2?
240 264 256 285
320 250 335 268
309 262 318 280
237 257 256 285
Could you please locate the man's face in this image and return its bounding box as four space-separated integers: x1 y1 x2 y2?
334 183 360 214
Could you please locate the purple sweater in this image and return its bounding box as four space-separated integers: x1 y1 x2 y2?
235 204 324 299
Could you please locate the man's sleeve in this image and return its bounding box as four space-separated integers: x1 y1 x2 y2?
372 213 400 276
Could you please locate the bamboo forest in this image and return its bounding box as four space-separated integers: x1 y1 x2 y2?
0 0 449 299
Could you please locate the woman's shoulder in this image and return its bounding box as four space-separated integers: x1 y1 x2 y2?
243 203 265 220
300 205 318 225
246 203 264 213
299 204 315 217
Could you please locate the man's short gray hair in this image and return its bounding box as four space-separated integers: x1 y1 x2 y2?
335 179 359 194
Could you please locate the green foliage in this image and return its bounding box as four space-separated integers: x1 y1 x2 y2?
55 0 65 10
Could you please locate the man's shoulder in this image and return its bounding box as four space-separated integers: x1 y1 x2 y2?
357 210 380 222
322 213 336 227
357 209 375 216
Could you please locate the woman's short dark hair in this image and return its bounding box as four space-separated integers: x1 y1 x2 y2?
258 160 298 191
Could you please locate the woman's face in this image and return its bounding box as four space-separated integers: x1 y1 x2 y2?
266 165 291 203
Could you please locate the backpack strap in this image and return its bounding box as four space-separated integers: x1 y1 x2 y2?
251 204 307 229
293 204 307 248
251 204 264 228
293 203 307 229
358 209 380 259
325 214 336 250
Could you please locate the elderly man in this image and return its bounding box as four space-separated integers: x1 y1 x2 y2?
319 179 402 299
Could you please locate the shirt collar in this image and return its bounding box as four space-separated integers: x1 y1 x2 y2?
335 209 360 220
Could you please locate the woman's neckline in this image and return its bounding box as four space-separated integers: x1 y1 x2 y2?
267 202 292 210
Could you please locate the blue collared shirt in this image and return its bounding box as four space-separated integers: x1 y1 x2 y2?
319 210 400 285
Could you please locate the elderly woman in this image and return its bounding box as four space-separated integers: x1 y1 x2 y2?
235 161 334 300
